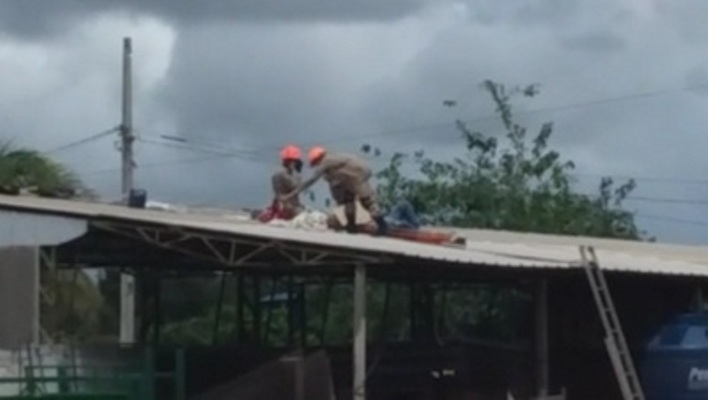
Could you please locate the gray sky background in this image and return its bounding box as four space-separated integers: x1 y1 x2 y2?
0 0 707 244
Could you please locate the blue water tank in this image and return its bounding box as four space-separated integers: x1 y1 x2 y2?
641 313 708 400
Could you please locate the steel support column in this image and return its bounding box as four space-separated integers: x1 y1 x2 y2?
38 247 57 344
535 279 549 399
119 269 136 344
353 263 367 400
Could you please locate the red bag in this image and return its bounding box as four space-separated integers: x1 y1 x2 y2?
257 200 287 223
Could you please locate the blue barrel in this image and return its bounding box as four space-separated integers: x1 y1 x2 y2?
641 313 708 400
128 188 147 208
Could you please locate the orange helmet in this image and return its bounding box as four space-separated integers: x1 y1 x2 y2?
280 145 302 161
308 146 326 166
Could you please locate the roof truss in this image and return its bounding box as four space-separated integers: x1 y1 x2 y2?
92 220 388 269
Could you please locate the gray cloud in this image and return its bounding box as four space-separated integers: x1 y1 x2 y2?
684 67 708 95
157 24 346 147
560 31 625 53
0 0 442 38
3 0 708 243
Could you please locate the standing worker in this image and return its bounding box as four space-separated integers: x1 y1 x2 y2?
280 146 388 235
269 145 304 220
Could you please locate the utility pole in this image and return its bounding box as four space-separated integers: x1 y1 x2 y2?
119 37 136 345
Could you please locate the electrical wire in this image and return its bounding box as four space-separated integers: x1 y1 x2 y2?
638 213 708 227
80 154 236 176
79 137 271 176
137 137 267 162
43 126 120 154
309 82 708 144
78 138 708 208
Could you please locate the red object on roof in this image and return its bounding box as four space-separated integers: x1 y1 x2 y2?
257 200 296 223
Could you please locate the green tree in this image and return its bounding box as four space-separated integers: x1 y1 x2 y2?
365 80 644 239
0 141 90 198
42 268 106 342
0 141 105 341
360 80 648 345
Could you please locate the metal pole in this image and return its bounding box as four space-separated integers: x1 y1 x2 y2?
32 248 41 344
353 263 367 400
119 37 136 345
535 279 549 398
121 37 134 196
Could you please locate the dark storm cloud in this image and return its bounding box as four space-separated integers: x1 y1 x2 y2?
4 0 708 243
0 0 441 37
156 24 362 148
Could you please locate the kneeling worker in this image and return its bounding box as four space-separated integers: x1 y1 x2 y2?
270 145 304 220
280 146 387 235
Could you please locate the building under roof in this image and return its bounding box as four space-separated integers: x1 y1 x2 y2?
0 193 707 400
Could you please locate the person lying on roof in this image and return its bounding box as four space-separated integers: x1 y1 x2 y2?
327 199 423 233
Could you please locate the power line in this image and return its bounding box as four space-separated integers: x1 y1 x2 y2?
573 172 708 186
580 193 708 206
85 134 708 198
136 129 280 154
638 213 708 227
138 127 708 188
137 137 265 161
125 81 708 178
624 196 708 206
81 154 235 176
43 126 120 154
97 137 708 200
312 82 708 145
82 148 708 207
512 82 708 117
79 138 271 176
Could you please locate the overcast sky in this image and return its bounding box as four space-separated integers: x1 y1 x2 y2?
1 0 707 244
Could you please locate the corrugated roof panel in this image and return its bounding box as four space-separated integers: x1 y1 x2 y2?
0 194 707 276
0 195 560 269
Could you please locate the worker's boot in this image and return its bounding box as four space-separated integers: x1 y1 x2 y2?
373 215 388 236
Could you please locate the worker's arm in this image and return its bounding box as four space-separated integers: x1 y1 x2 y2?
282 169 323 200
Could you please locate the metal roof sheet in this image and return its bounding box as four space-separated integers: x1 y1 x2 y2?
0 194 707 277
0 195 561 269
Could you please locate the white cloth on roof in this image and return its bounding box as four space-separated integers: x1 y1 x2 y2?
266 210 329 230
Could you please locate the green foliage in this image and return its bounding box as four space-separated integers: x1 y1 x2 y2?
43 269 105 342
363 80 644 239
359 80 647 344
0 141 90 197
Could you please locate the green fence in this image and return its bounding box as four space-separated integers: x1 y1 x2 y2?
0 348 185 400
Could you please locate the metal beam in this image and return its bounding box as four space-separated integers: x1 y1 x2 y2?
352 263 367 400
93 221 386 268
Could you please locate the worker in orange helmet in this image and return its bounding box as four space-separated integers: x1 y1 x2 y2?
281 146 387 235
269 145 304 220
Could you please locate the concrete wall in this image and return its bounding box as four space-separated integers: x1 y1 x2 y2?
0 246 38 350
